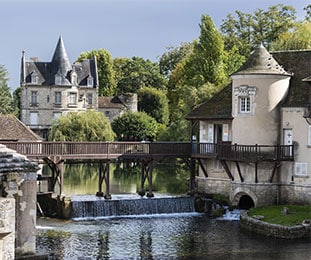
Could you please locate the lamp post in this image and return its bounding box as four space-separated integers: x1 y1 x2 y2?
303 103 311 125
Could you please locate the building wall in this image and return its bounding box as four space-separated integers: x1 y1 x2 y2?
231 75 290 145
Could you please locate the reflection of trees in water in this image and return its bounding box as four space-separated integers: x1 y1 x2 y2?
97 231 110 259
139 231 153 259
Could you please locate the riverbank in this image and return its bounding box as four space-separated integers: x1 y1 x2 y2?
240 205 311 239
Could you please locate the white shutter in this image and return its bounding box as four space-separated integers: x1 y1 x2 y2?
295 162 308 176
207 124 214 143
222 124 229 141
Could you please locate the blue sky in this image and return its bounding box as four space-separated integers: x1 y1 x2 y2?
0 0 309 90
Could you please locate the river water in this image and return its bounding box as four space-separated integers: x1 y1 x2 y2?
36 164 311 259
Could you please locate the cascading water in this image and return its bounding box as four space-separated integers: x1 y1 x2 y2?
70 194 196 220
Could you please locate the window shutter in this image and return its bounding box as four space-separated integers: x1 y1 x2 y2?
222 124 229 141
207 124 214 143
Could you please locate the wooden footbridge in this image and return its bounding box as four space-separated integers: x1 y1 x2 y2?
1 141 293 198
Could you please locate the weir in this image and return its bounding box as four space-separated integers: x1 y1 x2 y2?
70 195 196 219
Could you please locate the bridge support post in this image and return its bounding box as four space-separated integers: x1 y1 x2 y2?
138 161 147 196
146 161 154 198
96 160 111 199
189 158 196 194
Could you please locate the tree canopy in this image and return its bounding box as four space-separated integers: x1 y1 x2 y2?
137 87 169 125
111 111 158 141
48 110 115 141
77 49 117 96
113 57 167 94
0 65 12 114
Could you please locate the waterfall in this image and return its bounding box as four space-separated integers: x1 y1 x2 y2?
70 195 196 219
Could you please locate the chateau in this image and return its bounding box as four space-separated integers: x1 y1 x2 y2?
20 36 99 139
187 45 311 207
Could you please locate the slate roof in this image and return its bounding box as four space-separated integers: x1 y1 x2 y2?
186 47 311 120
21 36 98 87
186 85 233 120
0 114 42 141
233 44 291 76
98 96 126 109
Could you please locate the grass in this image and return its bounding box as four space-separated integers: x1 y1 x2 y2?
248 205 311 226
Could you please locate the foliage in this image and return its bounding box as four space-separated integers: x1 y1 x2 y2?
137 87 169 125
182 15 226 87
113 57 167 94
111 111 158 141
159 42 193 79
271 21 311 50
0 65 13 114
12 87 21 118
48 110 115 141
77 49 117 96
221 4 297 55
305 4 311 22
249 205 311 226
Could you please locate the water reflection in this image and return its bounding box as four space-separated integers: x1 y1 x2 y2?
43 162 189 196
37 215 311 259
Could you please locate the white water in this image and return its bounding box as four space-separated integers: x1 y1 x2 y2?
70 194 196 220
217 208 240 221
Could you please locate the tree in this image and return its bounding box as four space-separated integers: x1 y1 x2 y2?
159 42 193 79
271 21 311 50
182 15 226 87
0 65 12 114
77 49 117 96
48 111 115 141
305 4 311 22
221 4 297 55
12 87 21 118
111 112 158 141
113 57 167 94
137 87 169 125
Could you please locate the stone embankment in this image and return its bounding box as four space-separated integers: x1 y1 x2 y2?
240 210 311 239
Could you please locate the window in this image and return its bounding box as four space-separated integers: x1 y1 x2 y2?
87 76 93 86
53 112 62 120
54 92 62 105
294 162 308 176
31 91 38 106
234 85 256 116
87 93 93 105
71 72 78 85
31 72 38 84
239 97 251 113
30 112 38 125
68 92 77 105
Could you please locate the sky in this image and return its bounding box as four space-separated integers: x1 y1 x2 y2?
0 0 309 90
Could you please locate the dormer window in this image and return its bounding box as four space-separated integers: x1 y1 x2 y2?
31 71 38 84
71 71 78 86
55 71 62 85
87 75 93 87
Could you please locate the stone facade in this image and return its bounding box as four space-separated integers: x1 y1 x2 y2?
0 144 39 258
20 36 99 139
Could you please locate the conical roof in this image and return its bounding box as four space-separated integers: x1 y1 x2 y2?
233 43 291 76
51 36 72 76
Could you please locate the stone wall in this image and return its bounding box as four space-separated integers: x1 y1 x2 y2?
197 177 231 197
240 210 311 239
0 198 15 260
279 183 311 205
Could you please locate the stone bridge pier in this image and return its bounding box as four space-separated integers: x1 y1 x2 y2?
0 144 39 259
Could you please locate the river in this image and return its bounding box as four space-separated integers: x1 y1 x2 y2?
36 164 311 259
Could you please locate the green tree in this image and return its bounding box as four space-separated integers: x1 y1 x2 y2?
111 111 158 141
0 65 12 114
12 87 21 118
159 42 193 79
271 21 311 50
182 15 226 87
137 87 169 125
77 49 116 96
221 4 296 55
113 57 167 94
48 111 115 141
